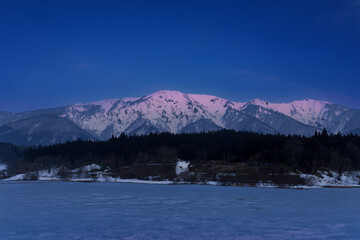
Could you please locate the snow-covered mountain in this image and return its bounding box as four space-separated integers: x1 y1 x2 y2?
0 90 359 145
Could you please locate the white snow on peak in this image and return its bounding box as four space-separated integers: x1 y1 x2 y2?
71 97 140 113
134 90 211 133
188 94 241 125
145 90 186 101
92 100 116 113
247 98 336 127
60 90 354 137
70 99 118 113
121 97 140 102
70 103 86 112
187 93 222 103
64 90 217 136
250 99 269 106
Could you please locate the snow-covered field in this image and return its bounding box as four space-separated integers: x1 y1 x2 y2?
1 182 360 240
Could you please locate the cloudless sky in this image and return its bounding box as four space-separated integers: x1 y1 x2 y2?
1 0 360 112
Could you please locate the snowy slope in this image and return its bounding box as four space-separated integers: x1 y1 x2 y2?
187 94 244 126
248 99 334 126
246 98 358 133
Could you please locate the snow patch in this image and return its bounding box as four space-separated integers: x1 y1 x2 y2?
38 168 60 180
300 171 360 187
0 163 7 171
81 163 102 172
176 160 190 175
5 173 26 181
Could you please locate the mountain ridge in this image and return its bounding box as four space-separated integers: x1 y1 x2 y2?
1 90 359 145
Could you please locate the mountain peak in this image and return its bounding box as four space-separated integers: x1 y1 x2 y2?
147 90 185 98
291 98 332 105
249 99 269 106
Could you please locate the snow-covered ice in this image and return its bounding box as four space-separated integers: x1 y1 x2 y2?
1 182 360 240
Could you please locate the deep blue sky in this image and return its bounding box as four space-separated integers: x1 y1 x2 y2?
1 0 359 112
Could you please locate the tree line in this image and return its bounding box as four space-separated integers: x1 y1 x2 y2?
6 129 360 176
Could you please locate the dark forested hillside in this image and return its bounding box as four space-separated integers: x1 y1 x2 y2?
7 130 360 179
0 143 25 165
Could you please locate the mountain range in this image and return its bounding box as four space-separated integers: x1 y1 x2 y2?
1 90 359 145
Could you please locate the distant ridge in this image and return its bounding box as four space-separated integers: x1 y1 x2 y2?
0 90 359 145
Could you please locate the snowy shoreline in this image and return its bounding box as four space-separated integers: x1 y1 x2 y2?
1 179 359 189
2 178 360 189
2 162 360 189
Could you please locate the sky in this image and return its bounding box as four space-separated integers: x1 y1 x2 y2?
0 0 360 112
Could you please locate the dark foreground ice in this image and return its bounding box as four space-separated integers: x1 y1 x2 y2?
1 182 360 240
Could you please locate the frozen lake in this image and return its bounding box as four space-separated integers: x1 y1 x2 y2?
1 182 360 240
